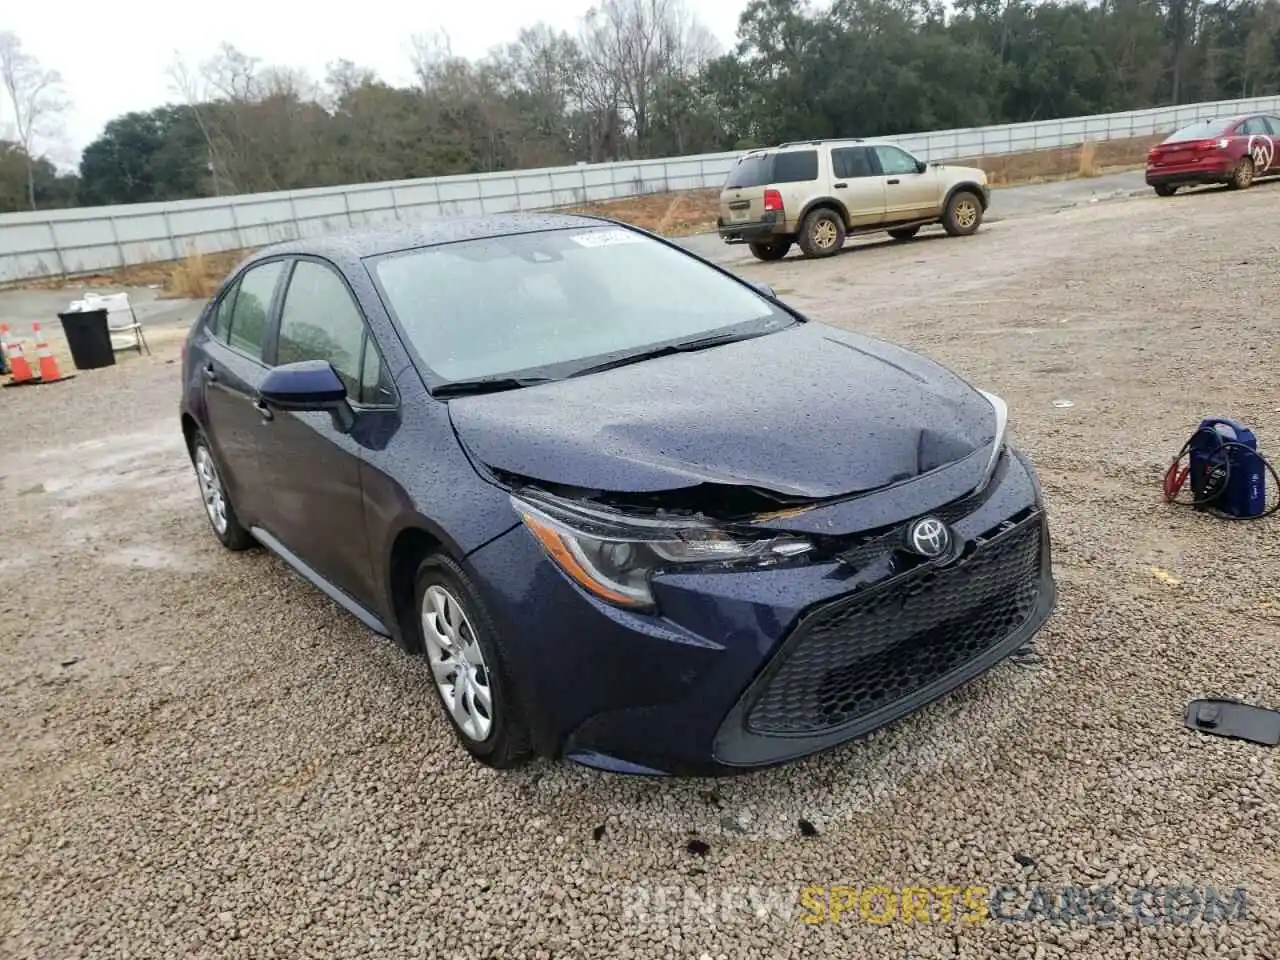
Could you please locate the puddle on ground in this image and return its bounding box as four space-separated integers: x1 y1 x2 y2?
100 544 205 573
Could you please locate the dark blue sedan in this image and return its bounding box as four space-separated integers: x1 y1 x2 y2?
179 214 1056 777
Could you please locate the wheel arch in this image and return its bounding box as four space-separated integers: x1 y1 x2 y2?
797 196 851 228
944 181 988 211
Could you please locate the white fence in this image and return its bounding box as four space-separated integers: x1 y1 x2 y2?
3 94 1280 284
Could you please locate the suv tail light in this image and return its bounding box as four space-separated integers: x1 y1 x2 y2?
763 189 784 213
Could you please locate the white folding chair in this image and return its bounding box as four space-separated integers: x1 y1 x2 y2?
81 292 151 357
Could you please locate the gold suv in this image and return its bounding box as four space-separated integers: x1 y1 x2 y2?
716 138 991 260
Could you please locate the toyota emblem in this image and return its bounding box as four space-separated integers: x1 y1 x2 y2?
907 516 952 558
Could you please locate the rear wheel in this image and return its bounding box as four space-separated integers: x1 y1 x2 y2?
797 208 846 258
942 190 984 236
748 239 791 261
191 431 254 551
888 225 921 241
1229 157 1255 190
1153 183 1177 197
413 552 532 769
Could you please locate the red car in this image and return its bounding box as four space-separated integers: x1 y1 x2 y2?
1145 113 1280 195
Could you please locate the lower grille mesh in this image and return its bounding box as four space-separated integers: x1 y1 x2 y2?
745 511 1044 736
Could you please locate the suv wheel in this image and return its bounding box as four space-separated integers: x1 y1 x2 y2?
191 431 255 551
748 239 791 261
413 552 532 769
1153 183 1177 197
798 208 846 258
888 225 921 241
942 190 984 236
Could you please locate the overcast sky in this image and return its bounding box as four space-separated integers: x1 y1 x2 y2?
4 0 752 164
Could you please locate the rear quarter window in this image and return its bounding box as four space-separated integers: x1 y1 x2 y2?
773 150 818 183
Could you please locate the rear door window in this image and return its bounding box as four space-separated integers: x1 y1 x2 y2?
1265 116 1280 135
1238 117 1270 135
226 261 285 360
831 147 876 179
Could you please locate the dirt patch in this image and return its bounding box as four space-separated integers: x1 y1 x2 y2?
2 135 1161 298
2 179 1279 960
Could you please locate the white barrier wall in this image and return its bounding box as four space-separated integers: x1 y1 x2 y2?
3 94 1279 284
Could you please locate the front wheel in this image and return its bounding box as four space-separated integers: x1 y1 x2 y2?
1228 157 1255 190
414 552 532 769
748 239 791 261
942 190 984 236
1153 183 1177 197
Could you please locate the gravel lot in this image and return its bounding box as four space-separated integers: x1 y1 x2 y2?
2 184 1279 959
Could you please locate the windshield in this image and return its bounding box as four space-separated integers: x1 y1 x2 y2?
1162 118 1234 143
369 225 793 385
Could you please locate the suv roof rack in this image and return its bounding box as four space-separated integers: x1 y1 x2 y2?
776 137 865 147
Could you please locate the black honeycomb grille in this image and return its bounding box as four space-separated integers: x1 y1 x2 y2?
744 510 1044 736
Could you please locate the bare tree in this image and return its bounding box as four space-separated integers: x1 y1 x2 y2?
0 31 69 210
574 0 719 158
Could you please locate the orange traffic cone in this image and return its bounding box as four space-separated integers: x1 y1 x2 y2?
30 322 74 384
0 323 37 387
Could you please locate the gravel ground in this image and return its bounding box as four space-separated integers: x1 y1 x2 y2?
2 183 1279 959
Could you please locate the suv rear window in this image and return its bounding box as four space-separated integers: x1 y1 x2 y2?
723 149 818 188
725 155 773 188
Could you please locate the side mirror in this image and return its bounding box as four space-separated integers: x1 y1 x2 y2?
259 360 354 431
753 281 778 299
916 159 928 174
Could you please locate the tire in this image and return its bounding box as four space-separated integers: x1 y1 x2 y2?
942 190 984 236
1228 157 1255 190
413 552 532 769
748 239 791 261
888 225 921 241
1153 183 1177 197
191 430 255 551
797 208 846 258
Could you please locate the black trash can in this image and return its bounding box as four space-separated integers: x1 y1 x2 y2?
58 308 116 370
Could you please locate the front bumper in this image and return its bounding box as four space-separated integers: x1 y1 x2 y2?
466 446 1056 777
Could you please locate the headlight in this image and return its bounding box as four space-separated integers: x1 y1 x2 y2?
511 492 814 611
974 389 1009 493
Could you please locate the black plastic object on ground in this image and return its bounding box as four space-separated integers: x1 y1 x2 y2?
57 308 116 370
1184 698 1280 746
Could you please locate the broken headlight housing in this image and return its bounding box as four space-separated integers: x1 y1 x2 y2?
510 491 815 611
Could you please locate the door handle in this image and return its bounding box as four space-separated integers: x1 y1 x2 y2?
253 398 274 422
833 182 847 189
203 364 217 382
887 178 900 185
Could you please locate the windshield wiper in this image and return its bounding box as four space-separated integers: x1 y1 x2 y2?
569 328 779 379
432 375 557 398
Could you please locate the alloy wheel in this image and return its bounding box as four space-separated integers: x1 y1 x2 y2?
195 445 228 536
421 584 494 742
811 218 838 250
953 198 979 230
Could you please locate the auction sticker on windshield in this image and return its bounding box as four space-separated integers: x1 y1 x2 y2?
570 228 646 247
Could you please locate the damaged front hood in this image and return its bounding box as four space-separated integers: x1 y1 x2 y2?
446 322 999 500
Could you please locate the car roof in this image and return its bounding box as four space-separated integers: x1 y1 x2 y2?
241 212 614 264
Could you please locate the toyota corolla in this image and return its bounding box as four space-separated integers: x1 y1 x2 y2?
178 214 1057 777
